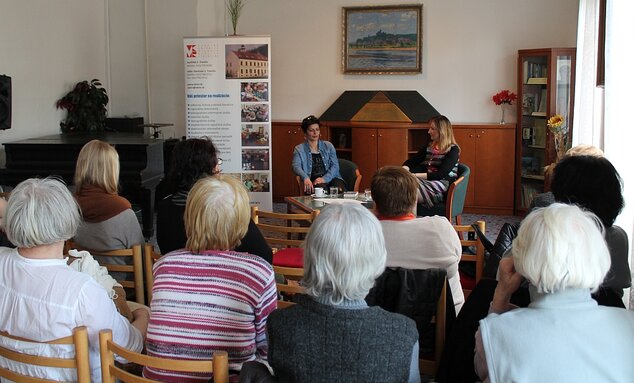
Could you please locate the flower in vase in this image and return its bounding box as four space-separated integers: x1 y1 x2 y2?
492 90 517 105
547 114 568 160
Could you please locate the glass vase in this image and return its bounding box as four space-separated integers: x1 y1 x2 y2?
499 105 506 125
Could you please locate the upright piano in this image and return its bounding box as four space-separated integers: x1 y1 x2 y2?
0 133 164 238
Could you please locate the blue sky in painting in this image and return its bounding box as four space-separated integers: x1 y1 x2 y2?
347 10 417 41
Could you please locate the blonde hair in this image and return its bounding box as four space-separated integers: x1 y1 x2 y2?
430 115 458 153
566 144 604 157
74 140 119 194
185 174 250 252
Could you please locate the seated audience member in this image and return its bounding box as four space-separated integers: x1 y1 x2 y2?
252 203 420 383
145 175 276 382
371 166 464 313
551 154 629 297
529 144 604 209
72 140 144 279
156 137 272 262
0 178 146 382
475 204 634 382
437 152 630 383
292 115 345 195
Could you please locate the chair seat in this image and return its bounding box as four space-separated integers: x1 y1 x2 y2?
458 270 476 291
272 248 304 268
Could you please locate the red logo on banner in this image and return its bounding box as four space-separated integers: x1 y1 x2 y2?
186 45 197 58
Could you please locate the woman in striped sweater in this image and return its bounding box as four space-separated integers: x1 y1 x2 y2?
144 175 277 382
402 115 460 208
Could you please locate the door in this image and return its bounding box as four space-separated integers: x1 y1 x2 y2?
475 128 515 209
377 129 408 168
351 128 378 190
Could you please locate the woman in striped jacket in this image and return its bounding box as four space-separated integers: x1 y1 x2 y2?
144 175 277 382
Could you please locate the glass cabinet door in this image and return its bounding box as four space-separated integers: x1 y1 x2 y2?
515 48 576 214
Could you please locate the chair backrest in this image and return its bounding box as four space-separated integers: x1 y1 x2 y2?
337 158 362 192
366 268 451 379
454 220 486 298
0 326 91 383
273 265 305 308
251 206 319 250
64 241 145 305
99 330 229 383
143 243 162 304
445 163 470 224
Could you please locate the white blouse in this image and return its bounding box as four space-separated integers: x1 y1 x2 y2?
0 247 143 382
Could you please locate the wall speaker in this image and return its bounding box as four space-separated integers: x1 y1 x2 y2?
0 75 11 130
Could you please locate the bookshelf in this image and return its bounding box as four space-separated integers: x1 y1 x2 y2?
515 48 576 214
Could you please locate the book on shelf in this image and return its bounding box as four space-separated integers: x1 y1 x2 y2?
526 77 547 85
531 111 547 117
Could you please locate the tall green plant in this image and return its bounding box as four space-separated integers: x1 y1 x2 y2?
226 0 247 35
56 79 109 133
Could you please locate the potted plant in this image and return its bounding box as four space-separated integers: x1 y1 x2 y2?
56 79 109 133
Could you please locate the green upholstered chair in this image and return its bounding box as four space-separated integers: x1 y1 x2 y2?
417 163 470 225
337 158 362 192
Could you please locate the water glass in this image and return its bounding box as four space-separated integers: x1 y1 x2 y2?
364 188 372 201
329 186 339 198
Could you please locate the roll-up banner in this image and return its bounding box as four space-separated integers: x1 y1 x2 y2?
184 36 272 210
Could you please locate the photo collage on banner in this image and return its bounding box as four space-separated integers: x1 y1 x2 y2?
184 36 272 210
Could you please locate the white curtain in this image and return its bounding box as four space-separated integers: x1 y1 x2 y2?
575 0 634 308
572 0 603 147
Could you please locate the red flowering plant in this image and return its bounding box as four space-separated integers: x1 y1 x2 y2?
492 90 517 105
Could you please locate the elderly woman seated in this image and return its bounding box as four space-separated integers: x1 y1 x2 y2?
0 178 147 382
242 203 420 383
145 174 277 381
475 203 634 382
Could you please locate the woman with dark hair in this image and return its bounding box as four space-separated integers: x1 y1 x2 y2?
156 137 272 262
402 115 460 208
551 155 629 296
292 115 345 195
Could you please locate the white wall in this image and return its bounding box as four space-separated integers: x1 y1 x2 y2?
145 0 198 139
0 0 107 162
107 0 148 121
192 0 578 136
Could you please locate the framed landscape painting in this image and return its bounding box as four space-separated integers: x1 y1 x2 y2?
342 4 423 75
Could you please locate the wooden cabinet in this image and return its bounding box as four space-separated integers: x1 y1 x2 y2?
322 122 427 190
454 124 516 215
516 48 576 213
350 128 408 190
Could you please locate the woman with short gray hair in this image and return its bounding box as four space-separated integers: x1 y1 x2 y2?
0 178 147 382
264 203 420 382
475 203 634 382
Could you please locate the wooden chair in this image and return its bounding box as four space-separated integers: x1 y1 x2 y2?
366 268 450 380
419 277 448 378
454 220 486 299
0 326 91 383
99 330 229 383
251 206 319 268
143 243 162 304
417 163 470 225
64 241 145 305
294 158 362 195
273 265 305 308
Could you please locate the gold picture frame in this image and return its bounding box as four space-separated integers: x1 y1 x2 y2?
342 4 423 75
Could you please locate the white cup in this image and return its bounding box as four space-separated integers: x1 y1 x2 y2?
314 187 326 198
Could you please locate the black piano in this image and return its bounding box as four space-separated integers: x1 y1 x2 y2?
0 133 164 238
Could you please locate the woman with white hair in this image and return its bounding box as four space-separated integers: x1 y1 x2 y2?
475 203 634 382
264 203 420 382
0 178 146 382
